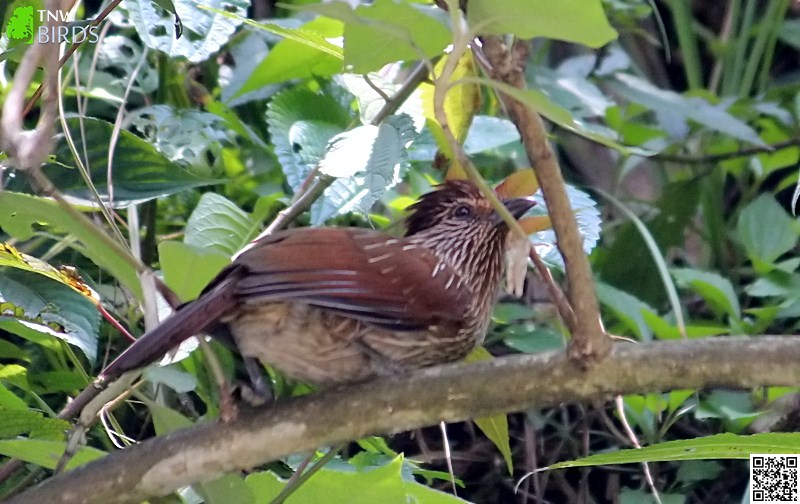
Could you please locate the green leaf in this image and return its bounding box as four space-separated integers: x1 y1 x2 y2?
671 268 741 320
502 326 566 353
596 282 653 340
0 192 141 299
610 73 766 146
464 347 513 473
231 16 343 97
289 0 450 73
0 439 105 471
266 87 351 191
246 455 468 504
0 269 100 361
158 242 230 301
468 0 617 48
548 433 800 470
314 115 415 224
0 409 70 439
184 193 258 256
125 0 247 62
15 117 220 206
736 194 798 268
0 382 27 411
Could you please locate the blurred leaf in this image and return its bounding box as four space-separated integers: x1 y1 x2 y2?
494 169 538 199
420 51 481 176
0 409 70 439
548 433 800 469
610 73 766 146
736 194 798 268
0 439 105 471
126 0 247 62
159 242 229 301
464 347 513 474
247 455 468 503
503 326 566 353
290 0 450 73
463 116 521 154
671 268 741 320
232 16 343 97
596 282 653 340
467 0 617 47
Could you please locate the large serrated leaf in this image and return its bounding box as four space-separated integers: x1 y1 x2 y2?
11 117 219 207
0 269 99 361
184 193 257 256
266 88 351 191
467 0 617 48
313 115 415 224
125 0 247 62
529 186 602 269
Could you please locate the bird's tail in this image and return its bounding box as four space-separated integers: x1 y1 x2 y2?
99 275 239 381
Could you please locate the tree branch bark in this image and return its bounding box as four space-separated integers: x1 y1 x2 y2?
9 336 800 504
479 36 611 365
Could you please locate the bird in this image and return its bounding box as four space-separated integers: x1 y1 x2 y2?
96 180 535 387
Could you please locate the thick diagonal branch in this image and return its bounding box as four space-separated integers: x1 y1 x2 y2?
8 336 800 504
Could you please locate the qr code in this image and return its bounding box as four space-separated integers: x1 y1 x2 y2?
751 455 800 503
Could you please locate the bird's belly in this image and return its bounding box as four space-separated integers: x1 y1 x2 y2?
226 302 477 386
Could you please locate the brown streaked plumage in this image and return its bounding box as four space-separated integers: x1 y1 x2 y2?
100 180 535 386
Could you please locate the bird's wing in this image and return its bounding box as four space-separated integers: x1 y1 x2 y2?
232 228 471 329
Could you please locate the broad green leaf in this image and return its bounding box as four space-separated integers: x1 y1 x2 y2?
468 0 617 48
0 409 70 439
246 455 468 503
289 0 450 73
231 16 343 97
736 194 798 268
159 242 230 301
671 268 741 320
0 269 99 361
462 116 521 154
502 326 566 353
20 117 219 206
610 73 766 146
0 382 27 411
548 433 800 470
184 193 258 256
125 0 247 62
0 318 61 353
465 347 513 473
596 282 653 340
266 87 351 191
0 192 141 299
0 439 105 471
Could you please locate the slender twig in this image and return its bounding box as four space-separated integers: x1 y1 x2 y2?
614 396 662 504
652 136 798 163
269 445 344 504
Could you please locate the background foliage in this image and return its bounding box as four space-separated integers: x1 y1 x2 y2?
1 0 800 502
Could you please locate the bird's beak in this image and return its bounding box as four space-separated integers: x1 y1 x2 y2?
495 197 536 226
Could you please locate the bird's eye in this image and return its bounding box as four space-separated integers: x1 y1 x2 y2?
453 205 472 219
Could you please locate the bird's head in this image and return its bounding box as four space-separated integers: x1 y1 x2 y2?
405 180 535 239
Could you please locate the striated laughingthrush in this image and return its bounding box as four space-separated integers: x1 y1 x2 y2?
98 180 535 386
